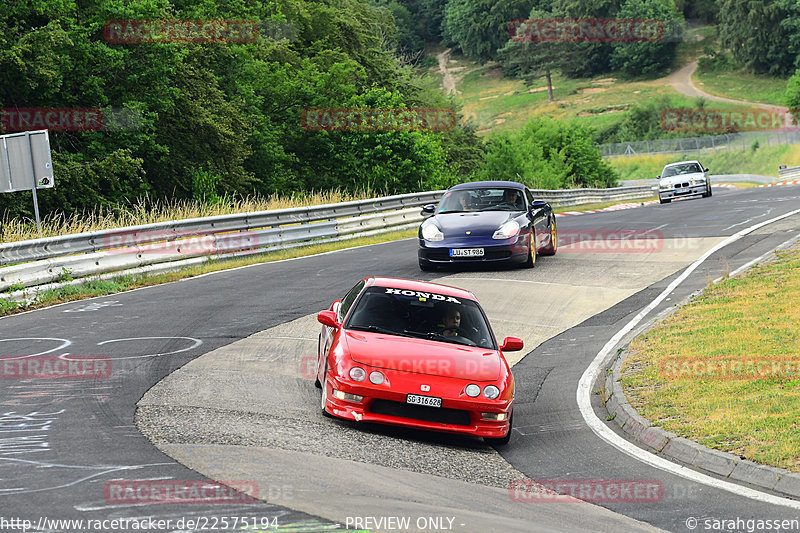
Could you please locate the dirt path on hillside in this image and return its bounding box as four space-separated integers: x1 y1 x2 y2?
666 60 788 112
437 48 456 95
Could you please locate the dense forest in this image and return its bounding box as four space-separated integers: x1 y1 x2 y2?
2 0 799 221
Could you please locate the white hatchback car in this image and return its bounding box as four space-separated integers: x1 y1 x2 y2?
657 160 711 204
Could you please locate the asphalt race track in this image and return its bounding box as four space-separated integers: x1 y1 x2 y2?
2 184 800 532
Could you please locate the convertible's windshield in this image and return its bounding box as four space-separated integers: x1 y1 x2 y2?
662 163 703 177
345 286 496 349
437 188 525 213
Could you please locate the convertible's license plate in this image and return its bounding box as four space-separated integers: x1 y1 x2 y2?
450 248 484 257
406 394 442 408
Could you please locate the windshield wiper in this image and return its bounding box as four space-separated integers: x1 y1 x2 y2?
349 325 412 337
404 329 475 346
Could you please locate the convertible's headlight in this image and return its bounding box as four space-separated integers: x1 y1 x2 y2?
659 183 673 190
483 385 500 399
421 220 444 241
691 178 705 185
492 220 520 240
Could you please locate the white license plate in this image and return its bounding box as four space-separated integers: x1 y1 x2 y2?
676 188 689 195
450 248 484 257
406 394 442 408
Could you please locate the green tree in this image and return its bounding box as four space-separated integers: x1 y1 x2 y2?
719 0 797 75
480 117 618 189
785 69 800 124
442 0 535 62
609 0 684 76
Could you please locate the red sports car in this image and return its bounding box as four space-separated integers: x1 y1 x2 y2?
314 277 522 445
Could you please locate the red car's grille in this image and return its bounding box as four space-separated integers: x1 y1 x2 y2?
368 399 472 426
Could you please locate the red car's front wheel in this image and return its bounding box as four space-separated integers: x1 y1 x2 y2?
320 363 333 418
484 411 513 446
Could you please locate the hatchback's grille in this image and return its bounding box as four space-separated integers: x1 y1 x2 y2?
369 399 471 426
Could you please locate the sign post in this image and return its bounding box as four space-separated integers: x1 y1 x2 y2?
0 129 54 234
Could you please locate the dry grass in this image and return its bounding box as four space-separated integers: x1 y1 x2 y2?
621 245 800 471
2 189 379 243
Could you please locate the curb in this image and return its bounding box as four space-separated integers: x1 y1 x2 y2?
556 200 658 217
602 240 800 500
757 180 800 188
604 348 800 498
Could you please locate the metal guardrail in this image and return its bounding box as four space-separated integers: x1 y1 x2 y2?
778 165 800 180
0 185 657 293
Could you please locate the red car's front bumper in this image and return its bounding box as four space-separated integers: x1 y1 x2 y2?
322 371 512 439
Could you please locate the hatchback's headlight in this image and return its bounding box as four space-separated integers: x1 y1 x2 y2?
483 385 500 399
349 367 366 381
465 384 481 397
421 220 444 241
492 220 520 240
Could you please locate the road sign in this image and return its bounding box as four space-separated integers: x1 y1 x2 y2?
0 130 54 233
0 130 54 193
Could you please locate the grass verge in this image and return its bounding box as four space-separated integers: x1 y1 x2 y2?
0 228 417 317
621 244 800 472
693 68 789 108
607 143 800 181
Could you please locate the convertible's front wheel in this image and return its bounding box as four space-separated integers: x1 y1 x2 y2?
522 243 535 268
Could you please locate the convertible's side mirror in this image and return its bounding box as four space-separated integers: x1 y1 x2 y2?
317 310 340 328
529 200 548 211
656 175 661 179
500 337 524 352
421 204 436 217
704 168 709 172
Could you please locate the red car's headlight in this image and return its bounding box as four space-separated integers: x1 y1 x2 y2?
369 371 385 384
483 385 500 399
349 367 366 381
465 384 481 397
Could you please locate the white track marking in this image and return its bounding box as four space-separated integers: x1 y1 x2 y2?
0 338 72 357
96 337 203 360
577 208 800 509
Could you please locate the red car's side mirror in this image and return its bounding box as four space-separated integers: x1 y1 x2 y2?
500 337 524 352
317 310 340 328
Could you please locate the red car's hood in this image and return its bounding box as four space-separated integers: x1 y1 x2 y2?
343 330 501 381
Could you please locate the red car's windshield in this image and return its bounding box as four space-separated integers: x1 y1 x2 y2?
345 286 496 350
